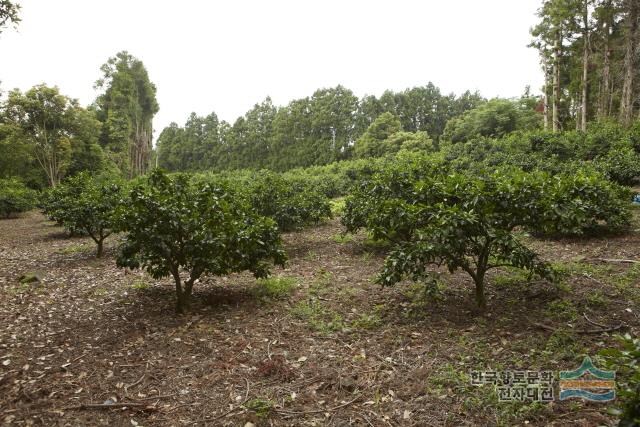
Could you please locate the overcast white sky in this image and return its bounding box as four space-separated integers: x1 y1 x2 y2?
0 0 544 138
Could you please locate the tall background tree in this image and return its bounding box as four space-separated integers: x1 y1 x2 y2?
1 85 102 187
0 0 20 35
156 83 485 173
531 0 640 130
94 51 159 178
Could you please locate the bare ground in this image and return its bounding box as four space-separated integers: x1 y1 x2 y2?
1 211 639 426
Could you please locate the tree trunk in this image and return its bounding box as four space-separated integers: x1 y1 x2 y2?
620 0 639 126
599 2 613 118
474 271 487 311
543 58 550 130
172 270 196 314
96 239 104 258
581 0 589 132
553 28 562 132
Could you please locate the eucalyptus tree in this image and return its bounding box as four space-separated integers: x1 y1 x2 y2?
94 51 159 177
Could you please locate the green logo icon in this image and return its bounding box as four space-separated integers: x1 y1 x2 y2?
559 356 615 402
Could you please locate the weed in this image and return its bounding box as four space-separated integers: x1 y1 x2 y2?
250 276 298 300
290 300 344 334
545 299 578 321
243 398 274 418
130 280 150 290
331 233 353 244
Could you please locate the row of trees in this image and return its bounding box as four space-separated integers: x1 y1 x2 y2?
156 84 486 172
531 0 640 131
0 51 159 188
39 169 334 312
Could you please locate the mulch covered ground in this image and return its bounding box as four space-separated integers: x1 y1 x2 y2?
1 211 639 426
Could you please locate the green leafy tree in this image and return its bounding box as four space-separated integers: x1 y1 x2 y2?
3 85 76 186
0 0 20 34
241 171 332 231
0 178 36 218
354 112 402 158
41 173 121 256
115 170 287 313
443 98 543 143
601 334 640 427
343 169 554 309
94 51 159 177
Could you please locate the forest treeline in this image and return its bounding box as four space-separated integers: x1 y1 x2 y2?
530 0 640 130
155 85 487 172
1 0 639 186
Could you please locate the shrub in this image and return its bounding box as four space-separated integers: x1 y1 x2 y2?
528 170 631 235
343 169 555 309
41 173 122 256
601 334 640 426
115 170 287 313
241 171 332 231
343 165 631 308
595 146 640 186
0 178 37 218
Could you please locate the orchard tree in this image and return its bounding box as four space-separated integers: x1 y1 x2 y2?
343 169 554 310
41 173 121 256
115 170 287 313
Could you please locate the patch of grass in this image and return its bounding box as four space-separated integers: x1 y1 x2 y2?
542 330 578 362
611 263 640 293
58 243 89 254
427 362 469 394
351 307 383 330
400 278 447 318
361 251 373 262
130 280 150 290
585 290 608 308
304 250 318 262
7 282 31 295
492 270 530 289
545 299 578 321
249 276 298 300
290 300 345 334
243 398 274 418
309 269 333 297
362 237 392 251
331 233 353 244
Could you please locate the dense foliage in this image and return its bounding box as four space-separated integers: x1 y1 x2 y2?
94 51 159 178
1 85 104 187
342 158 631 309
601 334 640 427
531 0 640 129
115 170 287 313
156 84 484 172
41 173 122 256
0 178 36 218
193 170 332 231
442 97 542 143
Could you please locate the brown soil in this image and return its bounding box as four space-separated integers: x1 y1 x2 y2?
0 211 638 426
